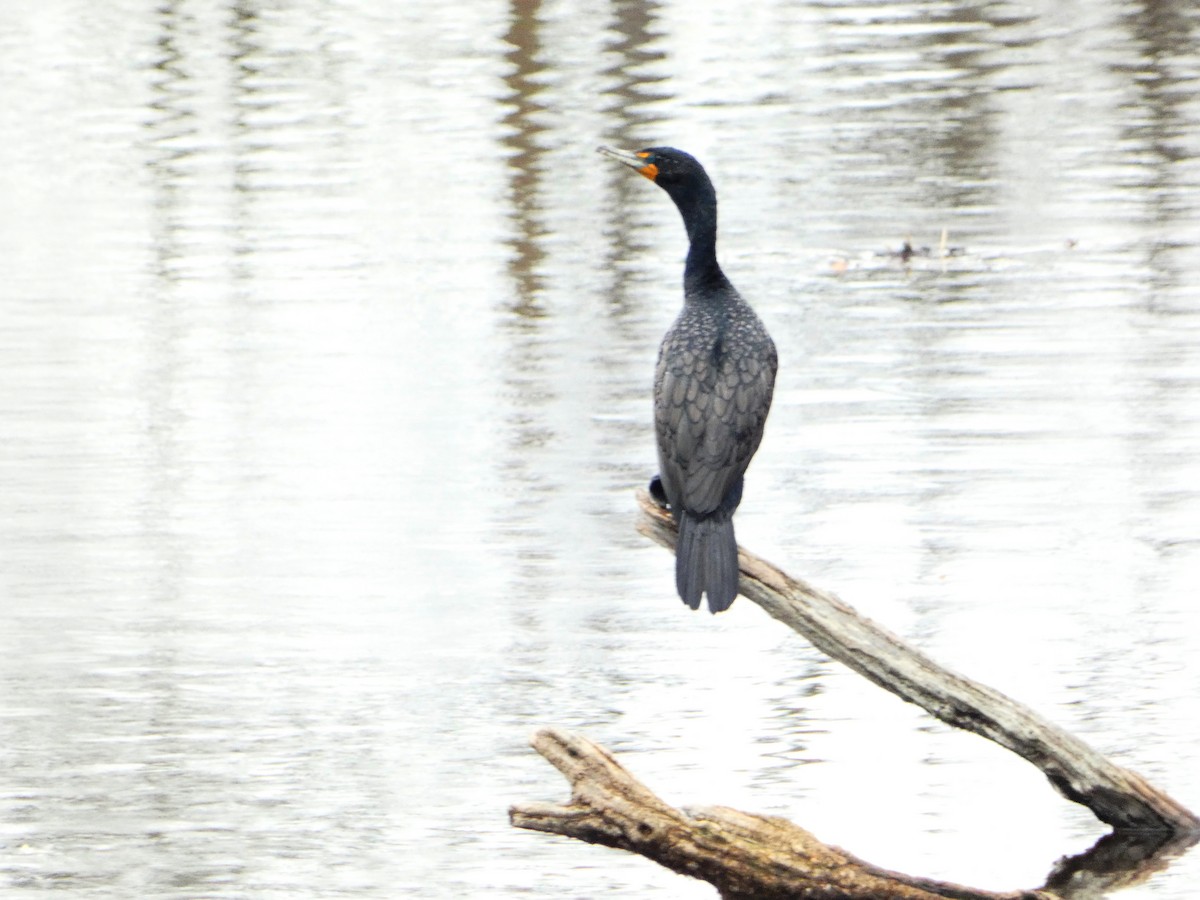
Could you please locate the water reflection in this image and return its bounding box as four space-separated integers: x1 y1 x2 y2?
1114 0 1200 304
500 0 549 312
601 0 671 116
494 0 561 606
598 0 672 317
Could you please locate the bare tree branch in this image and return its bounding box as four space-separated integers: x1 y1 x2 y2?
511 727 1052 900
634 488 1199 835
506 490 1199 896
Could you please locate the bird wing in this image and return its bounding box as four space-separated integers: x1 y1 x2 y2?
655 327 776 517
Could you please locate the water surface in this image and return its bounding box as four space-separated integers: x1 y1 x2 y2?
2 0 1199 897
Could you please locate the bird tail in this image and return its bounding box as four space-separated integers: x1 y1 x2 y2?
676 511 739 614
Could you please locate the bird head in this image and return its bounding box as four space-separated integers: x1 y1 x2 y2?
597 146 710 192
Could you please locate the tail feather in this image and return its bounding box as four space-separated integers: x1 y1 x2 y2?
675 513 703 610
676 511 739 613
703 519 739 613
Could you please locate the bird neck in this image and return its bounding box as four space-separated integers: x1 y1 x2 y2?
669 182 726 293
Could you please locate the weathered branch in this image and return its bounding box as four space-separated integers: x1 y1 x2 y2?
511 727 1051 900
509 491 1197 895
634 488 1199 835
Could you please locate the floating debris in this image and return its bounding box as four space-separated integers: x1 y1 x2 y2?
879 230 965 262
829 229 970 275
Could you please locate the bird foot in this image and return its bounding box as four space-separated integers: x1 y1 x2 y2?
648 475 669 509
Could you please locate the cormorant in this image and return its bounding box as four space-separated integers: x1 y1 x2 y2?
599 146 777 613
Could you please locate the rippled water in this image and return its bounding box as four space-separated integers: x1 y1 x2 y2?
2 1 1200 897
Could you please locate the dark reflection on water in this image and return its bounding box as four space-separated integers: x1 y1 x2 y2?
1115 0 1199 306
598 0 672 318
500 0 549 313
495 0 556 599
2 0 1200 898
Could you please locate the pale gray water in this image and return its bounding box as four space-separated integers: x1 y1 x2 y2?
2 0 1200 897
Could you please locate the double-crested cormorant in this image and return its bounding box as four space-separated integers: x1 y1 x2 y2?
600 146 777 614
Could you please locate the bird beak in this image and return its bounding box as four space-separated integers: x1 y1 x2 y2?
597 146 659 182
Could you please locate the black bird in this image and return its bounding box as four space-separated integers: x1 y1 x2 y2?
600 146 777 613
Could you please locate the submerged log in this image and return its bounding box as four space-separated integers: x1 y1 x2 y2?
511 727 1050 900
634 488 1199 836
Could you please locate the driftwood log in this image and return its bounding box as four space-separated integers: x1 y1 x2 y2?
509 488 1199 897
512 727 1052 900
510 727 1196 900
632 488 1198 835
